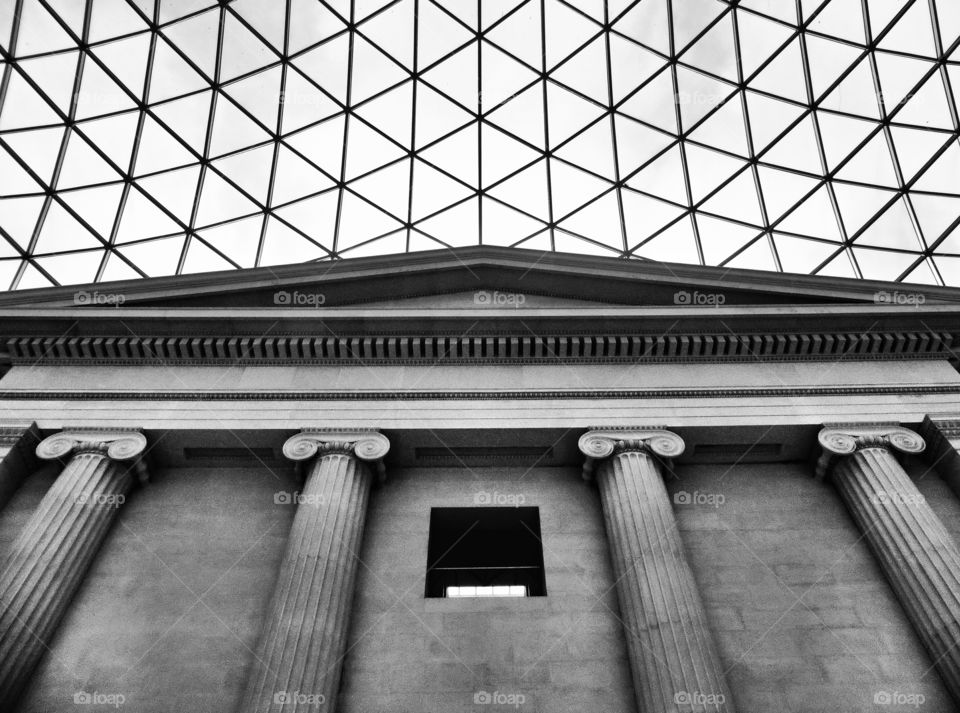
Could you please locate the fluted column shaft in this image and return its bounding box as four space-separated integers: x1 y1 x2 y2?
240 430 389 713
821 425 960 701
582 430 734 713
0 429 147 710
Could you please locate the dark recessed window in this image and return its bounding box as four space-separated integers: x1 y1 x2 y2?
425 507 547 598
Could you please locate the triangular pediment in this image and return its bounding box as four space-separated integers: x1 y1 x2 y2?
1 246 959 309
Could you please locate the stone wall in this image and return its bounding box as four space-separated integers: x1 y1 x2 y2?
1 456 958 712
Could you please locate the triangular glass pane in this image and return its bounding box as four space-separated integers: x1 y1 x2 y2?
684 143 748 203
626 144 688 205
152 91 212 155
272 143 336 205
351 35 410 104
697 214 760 264
117 235 186 277
224 66 283 131
484 83 545 150
890 126 952 184
556 191 624 252
417 0 475 70
910 193 960 242
913 139 960 193
688 96 749 157
613 0 670 54
359 0 415 70
672 0 725 53
621 188 687 244
544 0 600 69
835 130 898 187
778 184 843 240
230 0 286 53
162 8 221 80
135 165 202 223
115 187 182 243
550 158 613 219
773 233 842 274
197 215 263 268
18 50 78 113
757 165 820 221
209 95 272 158
819 56 880 119
894 71 954 129
0 195 44 248
761 114 823 174
220 11 276 82
854 197 922 250
418 122 478 186
35 250 102 285
481 197 548 246
345 119 409 180
681 12 737 82
92 33 152 99
808 0 865 44
182 236 237 273
736 8 795 79
337 190 404 250
4 126 64 186
354 81 413 148
284 115 346 179
0 70 60 129
421 42 478 111
346 159 411 222
853 245 918 281
749 36 807 103
411 158 473 220
725 234 778 271
480 123 542 188
415 197 480 247
292 35 350 104
272 190 339 241
675 66 737 132
13 0 75 56
608 33 667 105
195 169 259 226
34 200 103 252
701 169 764 225
553 118 616 180
288 0 347 55
212 144 275 206
745 92 806 152
280 69 342 134
485 1 542 70
632 214 700 263
149 38 209 104
549 35 608 104
57 132 122 189
618 67 678 133
135 115 196 175
878 0 935 57
487 159 550 220
832 181 897 234
60 183 125 237
77 112 139 173
804 33 864 101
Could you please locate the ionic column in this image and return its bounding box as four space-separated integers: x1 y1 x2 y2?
240 429 389 713
817 423 960 701
921 415 960 501
580 429 735 713
0 428 148 710
0 422 40 512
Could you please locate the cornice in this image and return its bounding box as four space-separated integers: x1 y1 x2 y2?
3 385 957 402
3 328 955 365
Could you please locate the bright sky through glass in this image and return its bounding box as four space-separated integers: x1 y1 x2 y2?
0 0 959 290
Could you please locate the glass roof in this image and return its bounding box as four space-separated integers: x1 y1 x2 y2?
0 0 959 289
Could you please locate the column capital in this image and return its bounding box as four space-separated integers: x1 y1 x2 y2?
578 428 684 480
815 423 925 478
36 428 147 461
283 429 390 479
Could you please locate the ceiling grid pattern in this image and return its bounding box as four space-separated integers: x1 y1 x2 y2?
0 0 958 289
